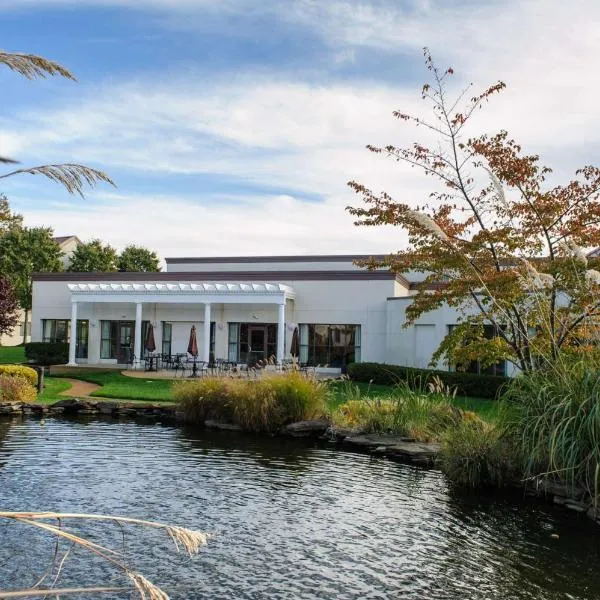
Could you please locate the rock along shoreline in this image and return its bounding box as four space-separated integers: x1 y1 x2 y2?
1 397 598 528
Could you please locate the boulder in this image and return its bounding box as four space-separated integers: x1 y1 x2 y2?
343 434 440 465
204 420 243 431
0 403 23 415
51 398 92 412
285 420 330 437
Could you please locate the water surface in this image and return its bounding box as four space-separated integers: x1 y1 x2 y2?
0 417 599 599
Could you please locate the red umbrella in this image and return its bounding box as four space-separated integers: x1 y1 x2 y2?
187 325 199 358
290 327 300 358
144 324 156 353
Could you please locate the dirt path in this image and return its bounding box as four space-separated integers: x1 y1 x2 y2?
60 378 102 398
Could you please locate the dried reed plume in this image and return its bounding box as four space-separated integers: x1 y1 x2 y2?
128 572 170 600
406 209 449 241
0 512 212 599
558 239 588 265
166 526 213 556
586 269 600 285
0 50 76 80
520 258 554 289
0 164 115 197
1 49 114 196
485 168 509 210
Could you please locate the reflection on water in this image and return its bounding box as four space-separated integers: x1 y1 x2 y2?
0 417 598 599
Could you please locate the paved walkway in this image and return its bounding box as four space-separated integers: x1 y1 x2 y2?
60 378 102 398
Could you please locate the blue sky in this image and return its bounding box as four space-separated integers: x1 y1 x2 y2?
1 0 599 259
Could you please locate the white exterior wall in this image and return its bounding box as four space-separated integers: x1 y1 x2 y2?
31 278 395 365
385 298 518 376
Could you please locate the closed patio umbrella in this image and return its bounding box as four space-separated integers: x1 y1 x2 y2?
290 327 300 359
144 324 156 353
187 325 199 358
188 325 199 377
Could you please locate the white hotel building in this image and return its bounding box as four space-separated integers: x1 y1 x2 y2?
30 254 510 375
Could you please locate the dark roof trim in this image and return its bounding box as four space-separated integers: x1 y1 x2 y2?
32 270 404 283
165 254 387 264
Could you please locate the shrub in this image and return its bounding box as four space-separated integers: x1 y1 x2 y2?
174 372 328 432
24 342 69 366
500 359 600 499
0 364 38 386
0 375 37 404
347 362 506 399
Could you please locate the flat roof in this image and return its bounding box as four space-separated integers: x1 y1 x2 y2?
165 254 388 264
32 270 404 282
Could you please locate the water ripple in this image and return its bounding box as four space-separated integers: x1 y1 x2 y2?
0 418 599 599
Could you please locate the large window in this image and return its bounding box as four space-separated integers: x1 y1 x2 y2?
299 324 361 368
42 319 69 343
41 319 88 359
447 324 506 376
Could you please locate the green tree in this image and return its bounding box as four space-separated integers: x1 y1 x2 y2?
0 227 64 343
0 194 23 234
117 245 160 272
68 239 118 272
348 50 600 373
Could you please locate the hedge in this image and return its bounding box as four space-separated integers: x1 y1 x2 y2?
0 364 38 386
24 342 69 366
346 362 507 400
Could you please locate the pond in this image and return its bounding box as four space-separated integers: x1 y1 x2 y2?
0 417 599 599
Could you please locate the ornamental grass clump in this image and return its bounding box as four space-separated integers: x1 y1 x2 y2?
174 372 328 432
500 358 600 499
440 419 516 488
332 381 466 442
0 374 37 404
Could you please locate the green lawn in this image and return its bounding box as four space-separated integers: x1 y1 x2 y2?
328 380 498 422
0 346 26 364
35 372 498 419
37 378 73 405
63 371 175 402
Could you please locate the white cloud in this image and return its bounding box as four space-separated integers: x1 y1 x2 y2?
2 0 600 259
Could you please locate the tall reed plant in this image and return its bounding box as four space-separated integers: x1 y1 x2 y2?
500 357 600 499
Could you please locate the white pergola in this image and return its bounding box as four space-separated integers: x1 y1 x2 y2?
66 281 296 366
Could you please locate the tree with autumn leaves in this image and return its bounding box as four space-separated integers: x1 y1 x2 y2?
348 49 600 373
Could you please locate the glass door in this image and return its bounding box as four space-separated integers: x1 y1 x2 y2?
247 325 267 365
118 321 134 364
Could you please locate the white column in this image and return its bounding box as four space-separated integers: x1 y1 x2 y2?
67 301 78 366
203 303 211 363
134 302 143 368
277 302 285 364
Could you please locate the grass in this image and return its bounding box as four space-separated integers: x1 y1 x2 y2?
0 346 26 364
62 371 175 402
37 378 73 405
328 380 498 422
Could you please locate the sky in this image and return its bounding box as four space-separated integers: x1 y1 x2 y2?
0 0 599 260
